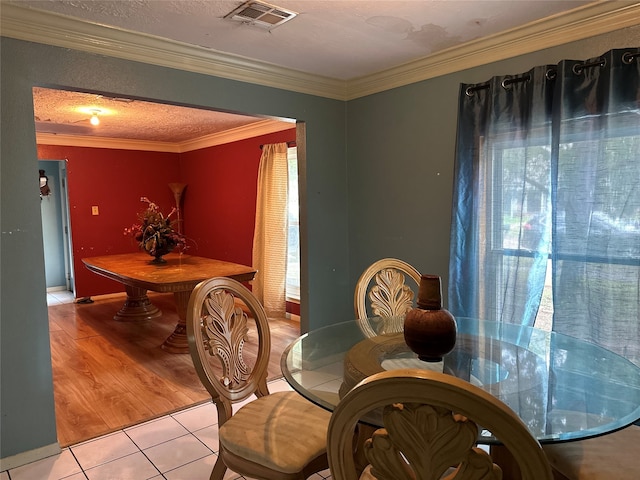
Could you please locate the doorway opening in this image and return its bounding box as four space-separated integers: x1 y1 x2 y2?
34 86 305 446
40 159 74 298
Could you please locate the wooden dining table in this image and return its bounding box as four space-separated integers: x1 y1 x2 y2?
82 252 256 353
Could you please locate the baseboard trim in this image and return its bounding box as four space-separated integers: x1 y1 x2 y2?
46 286 69 293
0 442 61 471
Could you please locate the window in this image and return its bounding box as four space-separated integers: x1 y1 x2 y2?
487 133 553 330
451 50 640 365
286 146 300 301
485 121 640 331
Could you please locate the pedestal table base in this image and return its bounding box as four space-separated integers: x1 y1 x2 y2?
114 285 161 322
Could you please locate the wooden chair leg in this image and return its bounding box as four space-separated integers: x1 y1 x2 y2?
210 457 227 480
550 466 571 480
490 444 522 480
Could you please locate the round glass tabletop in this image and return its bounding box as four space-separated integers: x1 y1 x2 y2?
281 317 640 444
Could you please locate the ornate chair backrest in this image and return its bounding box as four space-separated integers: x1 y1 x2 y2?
327 369 553 480
186 277 271 426
354 258 421 337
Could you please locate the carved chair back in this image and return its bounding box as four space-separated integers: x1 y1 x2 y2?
187 277 331 480
354 258 421 337
186 277 271 426
327 369 553 480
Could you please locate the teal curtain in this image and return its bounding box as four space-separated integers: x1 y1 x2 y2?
450 48 640 365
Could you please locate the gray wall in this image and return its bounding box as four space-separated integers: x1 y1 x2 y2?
346 26 640 301
1 37 348 459
2 24 639 461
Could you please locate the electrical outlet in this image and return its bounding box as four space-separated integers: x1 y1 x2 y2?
91 206 99 215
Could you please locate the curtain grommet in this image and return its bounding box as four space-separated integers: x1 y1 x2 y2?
501 76 513 90
465 84 489 97
573 57 606 75
501 74 530 90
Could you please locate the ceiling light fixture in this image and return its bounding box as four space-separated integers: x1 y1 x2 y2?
90 109 101 126
224 0 297 29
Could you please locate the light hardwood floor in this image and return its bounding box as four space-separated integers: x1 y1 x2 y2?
48 292 301 447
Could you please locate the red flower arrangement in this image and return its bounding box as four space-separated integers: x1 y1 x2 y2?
124 197 186 262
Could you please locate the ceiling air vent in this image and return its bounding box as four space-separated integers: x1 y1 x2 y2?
225 1 297 29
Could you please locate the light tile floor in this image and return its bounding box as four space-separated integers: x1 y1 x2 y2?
46 290 77 306
3 378 333 480
1 292 333 480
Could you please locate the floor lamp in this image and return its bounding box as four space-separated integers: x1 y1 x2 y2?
168 183 187 234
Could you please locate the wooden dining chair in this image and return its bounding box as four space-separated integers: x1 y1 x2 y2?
327 368 553 480
542 424 640 479
354 258 421 337
186 277 331 480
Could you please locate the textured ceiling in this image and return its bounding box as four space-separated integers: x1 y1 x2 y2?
12 0 594 80
22 0 597 143
33 87 269 142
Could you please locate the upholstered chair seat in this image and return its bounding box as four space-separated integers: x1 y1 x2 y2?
543 425 640 480
187 277 330 480
219 391 330 474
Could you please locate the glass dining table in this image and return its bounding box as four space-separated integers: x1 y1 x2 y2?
281 317 640 445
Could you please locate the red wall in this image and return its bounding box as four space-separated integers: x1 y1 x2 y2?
180 130 295 266
38 144 181 297
180 129 299 315
38 128 297 311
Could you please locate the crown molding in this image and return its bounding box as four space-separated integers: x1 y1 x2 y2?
2 2 639 102
35 133 183 152
178 119 294 152
347 1 640 99
36 118 294 152
0 3 347 100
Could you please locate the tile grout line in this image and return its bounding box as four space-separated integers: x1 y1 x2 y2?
9 296 293 479
121 429 164 479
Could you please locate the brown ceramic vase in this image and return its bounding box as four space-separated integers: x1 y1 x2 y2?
403 274 457 362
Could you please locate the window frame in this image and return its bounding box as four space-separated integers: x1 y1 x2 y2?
286 146 300 302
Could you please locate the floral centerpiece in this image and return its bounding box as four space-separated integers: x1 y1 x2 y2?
124 197 186 263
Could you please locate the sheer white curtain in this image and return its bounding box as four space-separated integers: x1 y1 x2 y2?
252 143 288 317
450 48 640 365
